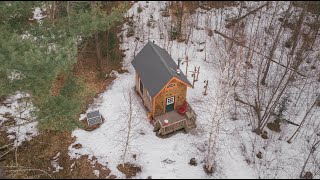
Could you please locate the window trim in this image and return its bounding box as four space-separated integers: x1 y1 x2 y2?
166 83 176 90
166 96 175 105
139 78 144 95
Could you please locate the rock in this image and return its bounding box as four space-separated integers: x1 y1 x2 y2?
72 143 83 149
107 174 117 179
261 131 268 139
207 29 213 37
256 151 262 159
118 67 129 74
203 164 215 174
109 71 117 78
147 176 152 179
0 166 6 179
92 156 97 161
189 158 197 166
303 171 313 179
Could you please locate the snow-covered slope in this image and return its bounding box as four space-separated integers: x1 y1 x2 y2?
69 1 320 179
68 1 255 178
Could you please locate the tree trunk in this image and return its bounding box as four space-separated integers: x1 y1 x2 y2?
287 96 319 143
94 32 102 72
123 91 133 167
260 3 292 85
91 1 102 72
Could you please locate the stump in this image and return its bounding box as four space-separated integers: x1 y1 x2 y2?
189 158 197 166
303 171 313 179
256 151 262 159
261 131 268 139
72 143 83 149
117 163 141 178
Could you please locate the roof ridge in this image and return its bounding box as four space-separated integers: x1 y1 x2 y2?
148 41 176 77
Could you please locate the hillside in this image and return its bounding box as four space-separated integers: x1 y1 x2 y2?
1 1 319 179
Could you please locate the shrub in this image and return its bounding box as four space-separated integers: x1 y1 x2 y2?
137 6 143 13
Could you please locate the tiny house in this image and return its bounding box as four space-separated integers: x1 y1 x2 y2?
131 41 197 135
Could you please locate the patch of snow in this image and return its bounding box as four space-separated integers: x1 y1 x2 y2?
79 114 86 121
51 152 63 173
0 92 38 147
93 170 100 177
70 162 75 172
51 161 64 173
32 7 46 21
7 70 24 82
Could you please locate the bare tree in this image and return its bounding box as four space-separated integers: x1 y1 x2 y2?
204 60 233 174
260 2 292 85
119 88 142 168
122 90 133 167
287 95 319 143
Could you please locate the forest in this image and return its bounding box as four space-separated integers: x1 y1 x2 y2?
0 1 319 179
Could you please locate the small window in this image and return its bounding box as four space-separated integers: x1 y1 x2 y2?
166 96 174 105
147 90 152 102
140 78 144 94
167 83 175 89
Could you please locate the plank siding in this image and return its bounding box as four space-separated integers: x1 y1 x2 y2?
135 71 153 113
153 78 187 117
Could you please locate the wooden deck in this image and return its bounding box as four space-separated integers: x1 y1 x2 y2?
154 111 186 127
153 102 197 136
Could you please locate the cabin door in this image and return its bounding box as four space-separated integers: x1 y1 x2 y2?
165 96 175 112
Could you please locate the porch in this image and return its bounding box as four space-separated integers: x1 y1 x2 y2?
153 102 197 136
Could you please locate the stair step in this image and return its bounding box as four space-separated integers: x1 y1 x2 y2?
187 122 196 126
185 124 196 131
188 125 196 129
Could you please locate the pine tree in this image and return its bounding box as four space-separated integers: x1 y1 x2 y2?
0 1 128 131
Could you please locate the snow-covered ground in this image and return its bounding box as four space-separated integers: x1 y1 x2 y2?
0 1 317 179
68 1 257 178
0 92 38 147
0 1 320 178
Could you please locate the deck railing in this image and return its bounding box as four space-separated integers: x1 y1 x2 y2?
186 102 197 121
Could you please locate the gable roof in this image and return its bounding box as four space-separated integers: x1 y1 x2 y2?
131 41 192 98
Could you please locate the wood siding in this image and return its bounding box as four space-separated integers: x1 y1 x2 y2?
135 71 153 113
153 78 187 117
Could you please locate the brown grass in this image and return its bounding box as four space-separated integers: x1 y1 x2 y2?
117 163 141 178
0 130 112 179
267 119 281 133
51 73 66 97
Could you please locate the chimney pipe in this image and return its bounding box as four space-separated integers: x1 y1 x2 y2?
177 58 182 69
177 58 182 75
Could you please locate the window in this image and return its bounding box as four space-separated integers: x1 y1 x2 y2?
147 90 151 102
167 83 175 89
140 78 144 94
166 96 174 105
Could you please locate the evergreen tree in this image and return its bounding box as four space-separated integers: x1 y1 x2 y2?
0 1 128 131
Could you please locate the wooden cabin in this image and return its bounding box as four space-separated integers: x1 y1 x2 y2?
131 41 197 136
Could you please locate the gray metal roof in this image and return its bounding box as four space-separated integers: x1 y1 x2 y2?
131 41 192 98
86 110 102 126
87 110 100 119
